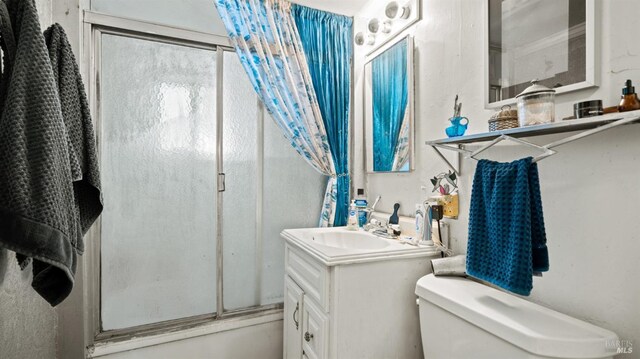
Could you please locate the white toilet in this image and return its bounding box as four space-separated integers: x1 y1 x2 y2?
415 274 619 359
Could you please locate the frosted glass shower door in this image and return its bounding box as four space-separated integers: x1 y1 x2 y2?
220 52 326 311
221 51 260 311
98 31 326 330
100 34 218 330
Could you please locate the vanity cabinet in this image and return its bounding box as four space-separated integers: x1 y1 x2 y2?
284 277 304 358
285 276 329 359
283 238 435 359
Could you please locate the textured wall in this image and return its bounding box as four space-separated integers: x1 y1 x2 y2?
0 1 58 359
354 1 640 358
0 250 58 359
36 0 52 26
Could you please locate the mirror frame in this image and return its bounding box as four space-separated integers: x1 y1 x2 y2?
364 34 415 174
483 0 598 109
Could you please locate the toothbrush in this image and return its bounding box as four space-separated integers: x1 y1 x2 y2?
453 95 458 118
371 195 381 212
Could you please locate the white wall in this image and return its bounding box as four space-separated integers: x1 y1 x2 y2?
0 2 58 359
354 0 640 357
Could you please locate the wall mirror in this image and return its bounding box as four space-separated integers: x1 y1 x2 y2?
485 0 596 107
364 35 414 173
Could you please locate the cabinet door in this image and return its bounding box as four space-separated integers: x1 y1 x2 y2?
301 297 328 359
284 277 304 359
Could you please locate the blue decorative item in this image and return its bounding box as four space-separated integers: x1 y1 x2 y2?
466 157 549 296
445 116 469 137
445 95 468 137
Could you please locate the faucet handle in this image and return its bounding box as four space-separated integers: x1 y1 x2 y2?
389 203 400 224
387 223 401 236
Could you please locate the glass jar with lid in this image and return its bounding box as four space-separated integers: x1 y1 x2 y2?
515 80 556 126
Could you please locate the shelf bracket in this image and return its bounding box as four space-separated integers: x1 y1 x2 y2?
538 114 640 155
430 143 465 175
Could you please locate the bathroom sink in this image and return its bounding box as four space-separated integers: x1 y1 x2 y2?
310 231 390 250
281 227 437 265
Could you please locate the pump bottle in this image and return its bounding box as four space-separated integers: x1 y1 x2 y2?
618 79 640 112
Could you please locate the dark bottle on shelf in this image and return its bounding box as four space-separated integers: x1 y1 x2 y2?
618 79 640 112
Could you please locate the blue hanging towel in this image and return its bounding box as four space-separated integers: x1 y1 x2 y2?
466 157 549 296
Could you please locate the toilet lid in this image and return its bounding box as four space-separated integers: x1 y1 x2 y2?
415 275 619 358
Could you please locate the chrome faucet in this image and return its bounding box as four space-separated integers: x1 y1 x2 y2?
364 217 399 239
363 217 386 232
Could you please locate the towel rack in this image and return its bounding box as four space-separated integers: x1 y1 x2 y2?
426 110 640 175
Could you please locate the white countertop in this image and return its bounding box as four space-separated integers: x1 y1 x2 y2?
281 227 439 266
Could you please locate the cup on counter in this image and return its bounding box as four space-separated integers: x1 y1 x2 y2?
357 208 371 227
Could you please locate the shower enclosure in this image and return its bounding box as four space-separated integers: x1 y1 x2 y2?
88 11 325 337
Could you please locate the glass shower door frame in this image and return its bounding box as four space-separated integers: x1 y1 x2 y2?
84 12 282 344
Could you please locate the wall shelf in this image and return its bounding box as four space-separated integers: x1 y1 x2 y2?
426 110 640 174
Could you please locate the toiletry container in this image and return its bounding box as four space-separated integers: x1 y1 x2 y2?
488 105 519 131
421 201 437 245
355 189 368 227
346 200 358 230
415 204 425 239
618 79 640 112
574 100 603 119
355 200 369 227
416 274 619 359
516 80 556 126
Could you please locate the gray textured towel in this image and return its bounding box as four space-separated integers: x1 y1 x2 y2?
44 23 102 249
0 0 102 306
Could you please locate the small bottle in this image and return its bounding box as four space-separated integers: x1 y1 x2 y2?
415 204 425 239
354 189 368 227
347 200 358 230
618 79 640 112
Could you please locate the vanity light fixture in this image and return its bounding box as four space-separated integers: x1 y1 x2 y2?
381 20 392 33
366 34 376 46
385 1 411 20
355 1 414 46
355 31 376 47
399 5 411 19
385 2 399 18
367 18 380 33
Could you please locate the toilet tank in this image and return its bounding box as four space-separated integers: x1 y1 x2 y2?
415 275 618 359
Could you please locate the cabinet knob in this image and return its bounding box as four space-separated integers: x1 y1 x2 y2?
304 331 314 342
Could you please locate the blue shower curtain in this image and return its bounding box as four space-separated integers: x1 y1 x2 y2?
292 5 352 226
215 0 342 227
372 39 408 172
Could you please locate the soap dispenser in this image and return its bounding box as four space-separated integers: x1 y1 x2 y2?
618 79 640 112
347 200 358 230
